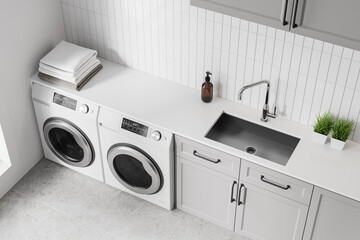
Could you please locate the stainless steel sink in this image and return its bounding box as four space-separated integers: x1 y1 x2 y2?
205 113 300 166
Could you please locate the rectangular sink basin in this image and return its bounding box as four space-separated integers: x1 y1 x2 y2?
205 113 300 166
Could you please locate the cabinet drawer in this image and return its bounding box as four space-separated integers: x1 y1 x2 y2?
175 135 240 178
240 160 313 205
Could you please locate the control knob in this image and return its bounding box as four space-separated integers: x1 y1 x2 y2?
79 104 89 114
151 130 162 141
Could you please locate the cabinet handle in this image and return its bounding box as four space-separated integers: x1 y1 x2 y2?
230 181 237 203
260 175 291 190
237 183 245 205
292 0 299 28
193 150 221 164
280 0 289 26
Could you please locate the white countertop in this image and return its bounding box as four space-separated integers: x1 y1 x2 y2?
31 59 360 202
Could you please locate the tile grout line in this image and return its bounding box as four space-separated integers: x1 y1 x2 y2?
298 39 315 122
248 24 259 108
224 18 233 100
318 45 334 114
282 34 295 118
232 19 242 101
335 50 354 119
257 26 268 110
328 47 344 114
307 42 325 125
289 37 305 120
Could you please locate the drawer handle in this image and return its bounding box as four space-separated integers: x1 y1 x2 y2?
260 175 291 190
237 183 245 205
230 181 237 203
193 150 221 164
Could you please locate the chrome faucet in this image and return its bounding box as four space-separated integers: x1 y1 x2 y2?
238 80 276 122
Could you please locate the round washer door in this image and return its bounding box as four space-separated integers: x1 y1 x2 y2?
107 144 163 195
43 118 94 167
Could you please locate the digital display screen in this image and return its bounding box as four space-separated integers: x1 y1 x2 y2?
121 118 148 137
53 93 77 110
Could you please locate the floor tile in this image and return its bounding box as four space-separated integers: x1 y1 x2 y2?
5 159 249 240
0 190 55 240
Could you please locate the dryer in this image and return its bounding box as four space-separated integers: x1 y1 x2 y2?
32 83 104 182
98 108 174 210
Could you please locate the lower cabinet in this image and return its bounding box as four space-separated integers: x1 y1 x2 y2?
235 182 308 240
303 187 360 240
176 157 238 230
175 135 313 240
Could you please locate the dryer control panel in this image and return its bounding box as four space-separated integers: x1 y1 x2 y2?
121 118 149 137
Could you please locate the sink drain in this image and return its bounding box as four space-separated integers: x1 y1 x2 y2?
245 146 256 154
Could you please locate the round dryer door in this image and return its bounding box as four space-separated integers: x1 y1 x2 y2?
43 118 94 167
107 144 163 195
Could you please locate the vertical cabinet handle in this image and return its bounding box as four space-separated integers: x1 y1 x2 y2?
230 181 238 203
260 175 291 190
237 183 245 205
193 150 221 164
280 0 289 26
292 0 299 28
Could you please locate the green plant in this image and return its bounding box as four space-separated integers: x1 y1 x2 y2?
313 111 334 135
332 118 354 142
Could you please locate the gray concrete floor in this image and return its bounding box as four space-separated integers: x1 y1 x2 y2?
0 159 248 240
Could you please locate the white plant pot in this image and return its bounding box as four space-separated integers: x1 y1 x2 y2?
312 132 328 144
331 138 346 151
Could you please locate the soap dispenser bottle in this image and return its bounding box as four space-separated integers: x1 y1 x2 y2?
201 71 213 103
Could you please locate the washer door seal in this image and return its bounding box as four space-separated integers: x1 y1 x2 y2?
43 118 94 167
107 144 163 195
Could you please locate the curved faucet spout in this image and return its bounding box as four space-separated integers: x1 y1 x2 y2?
238 80 270 101
238 80 275 122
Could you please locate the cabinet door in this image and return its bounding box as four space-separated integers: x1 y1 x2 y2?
303 187 360 240
291 0 360 50
235 182 308 240
176 157 237 230
191 0 294 31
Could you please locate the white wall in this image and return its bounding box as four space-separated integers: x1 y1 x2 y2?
61 0 360 142
0 0 65 198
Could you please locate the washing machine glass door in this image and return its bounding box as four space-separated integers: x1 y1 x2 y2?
107 144 162 195
43 118 94 167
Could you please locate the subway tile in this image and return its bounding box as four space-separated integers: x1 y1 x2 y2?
60 0 360 143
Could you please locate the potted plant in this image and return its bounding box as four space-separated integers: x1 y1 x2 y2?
313 112 334 144
331 118 354 150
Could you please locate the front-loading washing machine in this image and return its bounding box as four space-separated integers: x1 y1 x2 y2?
32 82 104 182
98 108 174 210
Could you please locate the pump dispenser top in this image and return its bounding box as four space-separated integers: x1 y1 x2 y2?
201 71 213 103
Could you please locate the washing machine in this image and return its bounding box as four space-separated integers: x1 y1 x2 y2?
32 82 104 182
98 108 174 210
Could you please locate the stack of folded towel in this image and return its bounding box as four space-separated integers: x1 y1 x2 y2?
38 41 102 91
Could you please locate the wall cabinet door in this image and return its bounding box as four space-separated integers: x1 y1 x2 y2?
176 157 238 230
191 0 294 31
234 182 308 240
291 0 360 50
303 187 360 240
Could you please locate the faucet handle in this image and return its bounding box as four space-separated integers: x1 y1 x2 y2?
267 106 277 118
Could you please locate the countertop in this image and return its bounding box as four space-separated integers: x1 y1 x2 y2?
31 59 360 202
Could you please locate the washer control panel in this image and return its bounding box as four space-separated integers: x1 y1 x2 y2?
121 118 149 137
53 93 77 110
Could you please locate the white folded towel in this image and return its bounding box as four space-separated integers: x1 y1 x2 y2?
39 41 97 73
39 59 101 83
39 57 99 79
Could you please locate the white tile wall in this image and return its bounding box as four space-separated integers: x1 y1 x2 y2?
61 0 360 142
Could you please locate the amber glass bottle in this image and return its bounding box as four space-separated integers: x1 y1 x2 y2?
201 71 213 103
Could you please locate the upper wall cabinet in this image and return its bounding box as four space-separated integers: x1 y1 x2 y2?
292 0 360 50
191 0 295 31
191 0 360 50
